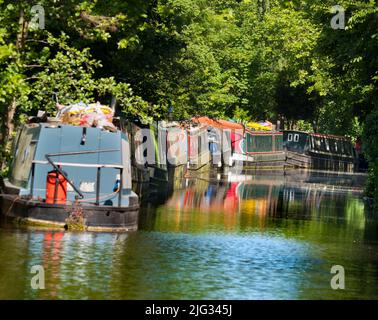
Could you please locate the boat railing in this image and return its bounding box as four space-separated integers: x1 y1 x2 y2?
30 149 124 207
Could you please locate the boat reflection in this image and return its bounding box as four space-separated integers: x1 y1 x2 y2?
141 173 368 233
20 231 130 299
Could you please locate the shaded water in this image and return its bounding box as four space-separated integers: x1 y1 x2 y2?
0 172 377 299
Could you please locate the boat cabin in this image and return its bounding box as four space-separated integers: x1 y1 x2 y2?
7 123 136 205
283 131 356 158
1 122 139 231
283 130 357 172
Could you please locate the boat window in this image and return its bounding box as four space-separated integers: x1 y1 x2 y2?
325 138 330 151
339 141 344 154
254 135 273 152
343 141 351 156
348 142 354 156
340 141 346 155
275 135 283 151
321 138 327 151
246 133 254 152
329 139 336 153
315 137 321 150
340 140 345 154
285 132 308 152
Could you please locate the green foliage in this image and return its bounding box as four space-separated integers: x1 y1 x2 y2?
25 34 101 113
0 0 378 200
233 106 251 123
363 110 378 203
0 0 153 168
295 120 314 133
0 0 376 128
17 34 152 119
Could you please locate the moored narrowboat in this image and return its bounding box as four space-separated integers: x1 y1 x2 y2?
165 120 211 180
192 117 286 173
125 120 168 184
283 130 357 173
0 121 139 232
187 122 211 173
230 128 286 172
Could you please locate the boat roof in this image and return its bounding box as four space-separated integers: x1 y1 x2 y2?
192 116 245 130
245 128 282 135
284 130 351 141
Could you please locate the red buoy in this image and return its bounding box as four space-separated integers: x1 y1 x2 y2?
46 170 67 204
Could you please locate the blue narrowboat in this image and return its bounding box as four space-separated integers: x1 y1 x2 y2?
0 122 139 231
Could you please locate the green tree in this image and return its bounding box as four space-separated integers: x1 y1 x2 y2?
0 0 151 169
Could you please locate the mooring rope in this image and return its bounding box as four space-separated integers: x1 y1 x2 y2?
5 196 21 216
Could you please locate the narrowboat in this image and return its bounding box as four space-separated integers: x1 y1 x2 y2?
192 116 242 169
187 122 211 173
283 130 357 173
125 120 151 184
149 121 169 184
0 121 139 232
125 120 168 184
231 127 285 172
192 117 286 173
165 120 211 180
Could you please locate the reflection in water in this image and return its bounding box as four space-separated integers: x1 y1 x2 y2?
0 173 377 299
40 232 64 298
142 174 368 234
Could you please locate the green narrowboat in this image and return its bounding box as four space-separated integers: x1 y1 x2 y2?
230 128 286 171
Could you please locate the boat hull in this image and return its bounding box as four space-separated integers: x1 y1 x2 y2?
285 150 355 173
222 151 286 174
0 194 139 232
224 160 286 175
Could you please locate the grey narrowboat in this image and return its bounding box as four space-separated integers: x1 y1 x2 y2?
283 130 357 173
0 122 139 231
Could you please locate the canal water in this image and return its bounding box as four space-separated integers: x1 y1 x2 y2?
0 172 377 300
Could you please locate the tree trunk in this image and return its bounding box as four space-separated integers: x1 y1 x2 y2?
5 97 18 142
1 97 17 170
1 8 28 170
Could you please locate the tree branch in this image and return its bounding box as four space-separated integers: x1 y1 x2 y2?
80 11 119 33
